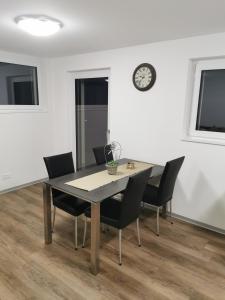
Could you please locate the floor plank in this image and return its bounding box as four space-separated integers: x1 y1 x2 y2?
0 184 225 300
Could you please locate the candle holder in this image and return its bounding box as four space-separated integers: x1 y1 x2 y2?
127 161 135 169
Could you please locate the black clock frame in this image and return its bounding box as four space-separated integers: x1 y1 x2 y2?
132 63 156 91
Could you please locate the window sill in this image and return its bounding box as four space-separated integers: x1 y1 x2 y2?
182 134 225 146
0 106 47 114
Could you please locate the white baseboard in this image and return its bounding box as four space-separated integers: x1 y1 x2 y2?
171 212 225 236
143 202 225 236
0 178 47 195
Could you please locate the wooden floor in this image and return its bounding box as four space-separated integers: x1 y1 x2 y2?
0 184 225 300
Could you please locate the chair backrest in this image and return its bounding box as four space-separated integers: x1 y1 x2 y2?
93 145 113 165
43 152 75 179
158 156 185 204
119 168 152 228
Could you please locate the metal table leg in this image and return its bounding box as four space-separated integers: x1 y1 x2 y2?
162 202 167 218
90 202 100 275
43 183 52 244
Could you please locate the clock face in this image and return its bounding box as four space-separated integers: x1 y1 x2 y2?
133 63 156 91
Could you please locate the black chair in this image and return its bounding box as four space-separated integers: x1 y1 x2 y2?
83 168 152 265
43 152 90 250
93 145 113 165
142 156 185 236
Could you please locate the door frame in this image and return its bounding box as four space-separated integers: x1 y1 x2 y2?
67 68 111 170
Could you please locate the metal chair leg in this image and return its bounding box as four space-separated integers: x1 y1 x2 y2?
102 223 106 233
156 207 160 236
74 216 78 250
119 229 122 266
82 216 87 248
136 218 141 247
170 200 173 224
52 206 56 233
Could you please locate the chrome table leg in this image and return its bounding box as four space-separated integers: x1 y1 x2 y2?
119 229 122 265
90 202 100 275
43 183 52 244
136 218 141 247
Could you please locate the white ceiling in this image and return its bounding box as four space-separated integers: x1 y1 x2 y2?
1 0 225 57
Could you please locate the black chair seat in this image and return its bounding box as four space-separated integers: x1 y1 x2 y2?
143 156 185 208
83 169 151 265
85 169 152 230
142 156 185 236
142 184 159 206
85 198 122 228
43 152 90 250
53 192 90 217
43 152 91 217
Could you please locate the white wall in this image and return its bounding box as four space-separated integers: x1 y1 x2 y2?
48 32 225 231
0 50 53 191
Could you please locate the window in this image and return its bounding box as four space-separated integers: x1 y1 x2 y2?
196 69 225 133
0 62 39 106
189 58 225 144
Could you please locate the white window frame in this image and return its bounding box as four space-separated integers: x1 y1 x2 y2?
189 58 225 144
0 61 43 113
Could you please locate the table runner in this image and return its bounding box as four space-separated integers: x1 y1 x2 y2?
65 161 153 191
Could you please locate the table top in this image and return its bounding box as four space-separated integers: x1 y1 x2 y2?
45 158 164 203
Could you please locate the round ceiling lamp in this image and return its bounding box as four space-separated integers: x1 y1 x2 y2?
15 15 63 37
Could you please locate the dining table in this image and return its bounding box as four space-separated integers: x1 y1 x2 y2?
43 158 164 275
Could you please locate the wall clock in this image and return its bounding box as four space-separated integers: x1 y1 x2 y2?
132 63 156 91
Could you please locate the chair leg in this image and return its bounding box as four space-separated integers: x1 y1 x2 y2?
169 200 173 224
156 207 160 236
82 216 87 248
74 216 78 250
136 218 141 247
118 229 122 266
52 206 56 233
102 223 106 233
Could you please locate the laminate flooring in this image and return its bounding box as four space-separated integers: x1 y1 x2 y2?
0 184 225 300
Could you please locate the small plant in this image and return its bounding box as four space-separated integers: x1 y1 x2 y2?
106 160 118 166
105 141 121 175
106 160 118 175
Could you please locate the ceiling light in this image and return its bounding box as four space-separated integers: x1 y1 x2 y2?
15 15 63 37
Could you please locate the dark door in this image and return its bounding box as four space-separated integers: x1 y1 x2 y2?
75 77 108 170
